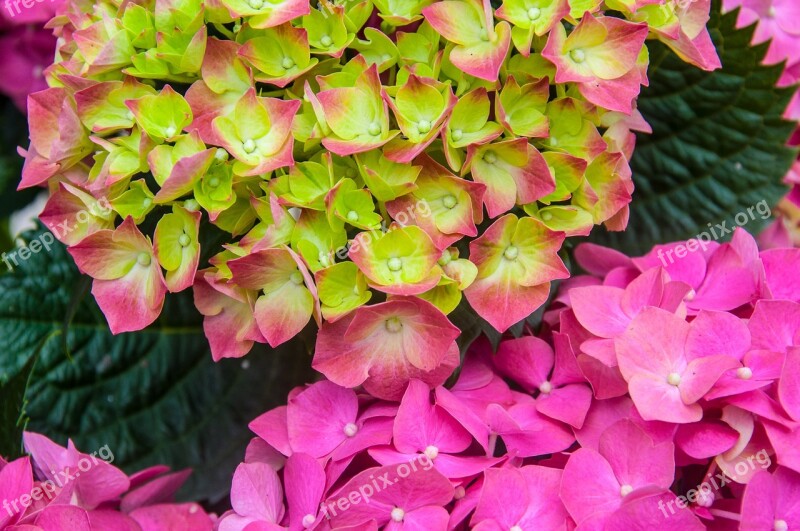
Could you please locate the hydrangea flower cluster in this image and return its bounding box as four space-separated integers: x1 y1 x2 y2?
217 227 800 530
0 432 215 530
18 0 720 365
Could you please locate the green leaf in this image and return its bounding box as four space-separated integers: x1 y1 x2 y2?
0 349 37 459
589 2 798 254
0 225 314 501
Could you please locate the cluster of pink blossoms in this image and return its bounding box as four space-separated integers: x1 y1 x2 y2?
17 0 720 372
0 433 215 530
216 227 800 530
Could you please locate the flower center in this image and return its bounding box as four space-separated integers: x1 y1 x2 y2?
385 317 403 333
541 211 553 221
142 198 153 208
539 381 553 394
511 526 523 531
424 445 439 460
346 210 359 222
290 271 304 285
442 195 457 209
320 35 333 47
387 257 403 271
620 484 633 497
302 514 316 528
343 422 358 437
570 49 586 63
214 148 228 162
137 253 151 266
527 7 541 19
451 128 463 141
736 367 753 380
503 245 519 260
164 125 176 138
696 489 714 507
248 0 263 8
208 177 220 188
368 122 382 136
281 57 295 70
479 29 489 41
184 199 199 211
667 372 682 386
685 289 696 301
768 6 776 17
775 520 788 531
318 252 331 268
483 150 497 164
242 138 256 154
417 119 431 134
391 508 405 522
178 234 191 247
454 486 466 499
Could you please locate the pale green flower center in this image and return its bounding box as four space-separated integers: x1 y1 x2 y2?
527 7 541 20
137 253 151 266
281 57 295 70
242 138 256 154
248 0 263 9
320 35 333 47
541 211 553 221
387 257 403 271
479 29 489 41
667 372 682 386
208 177 220 188
368 122 381 136
346 210 359 222
290 271 304 285
385 317 403 333
184 199 199 212
142 198 153 208
178 234 191 247
417 119 431 134
570 49 586 63
318 252 331 268
164 125 176 138
503 245 519 260
214 148 228 162
442 194 457 209
483 150 497 164
451 128 463 141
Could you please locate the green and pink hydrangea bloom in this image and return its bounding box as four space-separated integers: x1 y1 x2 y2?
19 0 722 402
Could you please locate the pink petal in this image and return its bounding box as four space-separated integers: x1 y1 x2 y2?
287 381 358 458
230 462 285 523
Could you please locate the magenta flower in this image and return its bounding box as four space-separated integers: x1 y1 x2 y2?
471 466 568 529
560 420 679 527
741 467 800 530
615 307 739 423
